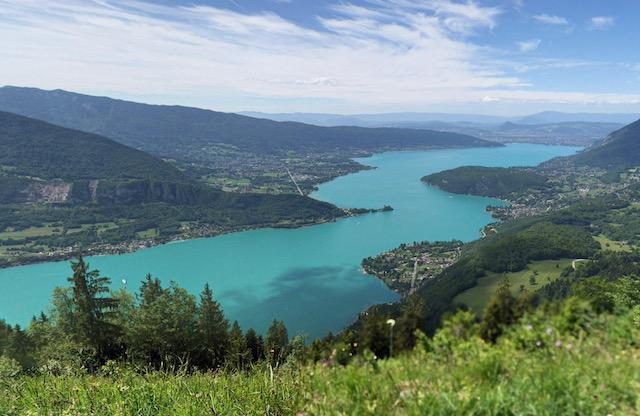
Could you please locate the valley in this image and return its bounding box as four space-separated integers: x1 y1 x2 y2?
0 144 577 336
3 1 640 413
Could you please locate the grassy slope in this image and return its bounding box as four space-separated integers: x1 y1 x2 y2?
454 259 572 315
2 311 638 415
594 234 634 252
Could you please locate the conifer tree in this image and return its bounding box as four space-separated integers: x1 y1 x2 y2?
66 256 120 358
360 313 390 358
265 319 289 367
244 328 264 364
196 284 229 369
226 321 246 370
480 279 519 343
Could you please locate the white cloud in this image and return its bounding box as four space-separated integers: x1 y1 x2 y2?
512 0 524 11
532 14 569 25
588 16 615 30
518 38 541 52
0 0 521 109
0 0 636 113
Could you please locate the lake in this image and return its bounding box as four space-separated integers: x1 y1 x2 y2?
0 144 579 338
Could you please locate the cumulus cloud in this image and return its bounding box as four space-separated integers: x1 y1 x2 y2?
588 16 615 30
532 14 569 25
0 0 636 113
518 39 541 52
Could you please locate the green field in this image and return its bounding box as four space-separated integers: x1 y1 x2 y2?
136 228 159 239
454 259 572 315
0 224 59 240
594 234 634 252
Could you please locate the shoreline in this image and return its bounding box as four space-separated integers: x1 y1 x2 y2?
0 217 339 270
0 206 396 270
0 144 502 271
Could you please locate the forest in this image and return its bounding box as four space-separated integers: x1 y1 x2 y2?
422 166 549 198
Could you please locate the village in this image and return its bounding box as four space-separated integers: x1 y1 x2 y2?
362 240 463 295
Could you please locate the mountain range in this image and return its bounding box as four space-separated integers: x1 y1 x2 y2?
241 110 639 127
0 87 497 160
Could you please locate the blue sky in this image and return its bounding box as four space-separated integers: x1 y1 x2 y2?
1 0 639 115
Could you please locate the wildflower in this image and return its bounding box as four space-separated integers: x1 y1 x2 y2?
525 324 533 331
545 327 553 335
555 340 562 348
536 341 542 347
566 343 573 350
386 319 396 327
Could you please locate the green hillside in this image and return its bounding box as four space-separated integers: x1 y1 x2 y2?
422 166 549 198
0 112 345 265
0 111 185 182
0 87 498 156
571 118 640 169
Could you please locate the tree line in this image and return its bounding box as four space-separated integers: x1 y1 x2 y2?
0 257 294 372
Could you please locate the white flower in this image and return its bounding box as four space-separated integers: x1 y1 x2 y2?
386 319 396 327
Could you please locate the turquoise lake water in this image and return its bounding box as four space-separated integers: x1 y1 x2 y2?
0 144 579 338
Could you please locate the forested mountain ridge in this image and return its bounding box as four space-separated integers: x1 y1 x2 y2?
0 86 499 155
0 111 185 183
0 86 500 194
570 118 640 169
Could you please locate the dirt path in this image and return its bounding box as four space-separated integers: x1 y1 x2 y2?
572 259 587 270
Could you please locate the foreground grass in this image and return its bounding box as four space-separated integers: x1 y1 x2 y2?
2 310 638 416
1 366 304 416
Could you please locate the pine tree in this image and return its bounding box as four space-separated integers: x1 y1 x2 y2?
66 256 120 359
196 284 229 370
360 313 390 358
139 273 163 307
244 328 264 364
226 321 247 370
480 279 518 343
265 319 289 367
394 296 426 352
6 325 33 369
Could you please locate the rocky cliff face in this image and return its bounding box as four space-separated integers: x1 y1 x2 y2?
0 178 71 203
1 177 211 206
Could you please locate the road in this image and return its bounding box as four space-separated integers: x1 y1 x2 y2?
286 167 304 196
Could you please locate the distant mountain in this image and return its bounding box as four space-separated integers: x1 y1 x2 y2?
489 121 624 146
570 118 640 169
242 110 640 130
240 111 511 127
0 87 498 159
517 111 639 125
